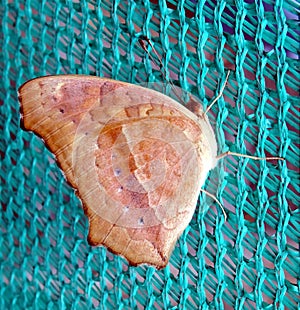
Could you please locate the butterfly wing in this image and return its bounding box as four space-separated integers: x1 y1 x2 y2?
19 75 217 268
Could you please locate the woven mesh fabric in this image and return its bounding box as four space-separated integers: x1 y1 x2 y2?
1 0 299 309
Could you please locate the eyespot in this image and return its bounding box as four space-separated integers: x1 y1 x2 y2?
114 168 121 176
117 186 123 193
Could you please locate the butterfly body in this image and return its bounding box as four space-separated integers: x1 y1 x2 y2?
19 75 217 268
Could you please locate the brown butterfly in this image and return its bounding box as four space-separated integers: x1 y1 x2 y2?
19 75 221 268
19 73 282 268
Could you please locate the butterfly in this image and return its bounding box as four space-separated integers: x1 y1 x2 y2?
18 74 223 268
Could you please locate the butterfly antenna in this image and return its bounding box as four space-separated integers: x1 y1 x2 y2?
200 188 227 221
139 36 184 104
204 70 231 116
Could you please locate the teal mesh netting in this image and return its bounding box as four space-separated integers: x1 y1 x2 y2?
1 0 299 309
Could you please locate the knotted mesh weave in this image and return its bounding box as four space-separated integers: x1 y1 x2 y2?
1 0 299 309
